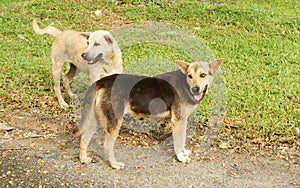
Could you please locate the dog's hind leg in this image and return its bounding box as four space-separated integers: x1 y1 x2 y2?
79 109 98 164
52 59 69 108
62 64 79 99
171 116 191 163
103 120 125 169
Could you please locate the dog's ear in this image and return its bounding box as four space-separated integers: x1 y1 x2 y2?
175 60 189 74
80 32 90 40
104 35 113 44
209 59 223 75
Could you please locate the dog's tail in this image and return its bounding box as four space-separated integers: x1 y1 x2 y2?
32 19 62 38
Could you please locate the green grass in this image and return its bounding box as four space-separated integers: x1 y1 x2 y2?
0 0 299 150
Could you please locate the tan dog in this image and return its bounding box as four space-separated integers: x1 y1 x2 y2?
32 19 123 108
77 59 222 169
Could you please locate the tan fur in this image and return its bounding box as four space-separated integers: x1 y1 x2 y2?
32 19 123 108
78 59 222 169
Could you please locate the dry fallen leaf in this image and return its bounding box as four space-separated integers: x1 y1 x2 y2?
114 169 119 174
17 33 27 40
219 142 229 149
0 122 13 130
8 146 14 150
279 155 285 159
30 143 36 148
37 160 45 167
78 166 83 172
136 165 142 169
128 176 136 180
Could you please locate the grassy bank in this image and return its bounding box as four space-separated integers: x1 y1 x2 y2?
0 0 299 151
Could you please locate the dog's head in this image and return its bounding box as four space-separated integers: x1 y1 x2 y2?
176 59 223 103
81 31 116 64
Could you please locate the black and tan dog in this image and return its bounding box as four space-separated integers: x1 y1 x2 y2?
77 59 222 169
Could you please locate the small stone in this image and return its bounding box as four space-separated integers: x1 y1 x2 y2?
95 10 102 17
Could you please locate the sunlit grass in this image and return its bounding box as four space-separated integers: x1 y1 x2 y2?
0 0 299 149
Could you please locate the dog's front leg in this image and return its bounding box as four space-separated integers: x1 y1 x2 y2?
104 131 125 169
172 117 191 163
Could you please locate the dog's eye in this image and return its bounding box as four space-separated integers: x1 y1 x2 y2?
94 42 101 46
200 73 206 78
87 41 89 45
188 74 192 79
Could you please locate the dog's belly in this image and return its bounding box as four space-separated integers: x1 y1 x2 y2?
124 102 171 119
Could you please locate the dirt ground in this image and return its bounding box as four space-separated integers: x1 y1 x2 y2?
0 109 299 188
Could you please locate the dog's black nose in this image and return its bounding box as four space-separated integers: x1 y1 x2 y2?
81 53 87 60
191 87 200 94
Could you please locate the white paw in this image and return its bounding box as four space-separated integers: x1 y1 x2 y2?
59 101 69 109
80 156 92 164
70 93 78 100
176 149 191 163
183 149 191 156
110 161 125 169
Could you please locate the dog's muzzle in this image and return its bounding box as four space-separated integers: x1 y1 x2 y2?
191 87 200 94
81 52 103 64
192 85 208 103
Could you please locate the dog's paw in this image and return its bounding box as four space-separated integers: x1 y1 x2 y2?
70 93 78 100
80 156 92 164
59 101 69 109
176 149 191 163
110 161 125 169
183 149 191 156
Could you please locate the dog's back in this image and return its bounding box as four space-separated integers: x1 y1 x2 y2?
51 30 88 64
96 74 179 116
32 19 87 62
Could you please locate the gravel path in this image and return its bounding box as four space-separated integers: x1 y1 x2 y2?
1 123 299 188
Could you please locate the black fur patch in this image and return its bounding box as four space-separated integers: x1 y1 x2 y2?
104 35 113 44
129 77 176 116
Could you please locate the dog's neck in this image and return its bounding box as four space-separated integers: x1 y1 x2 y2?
107 50 123 73
97 50 122 75
155 70 197 106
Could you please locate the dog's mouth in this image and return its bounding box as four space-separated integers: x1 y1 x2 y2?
193 85 208 103
87 53 103 64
